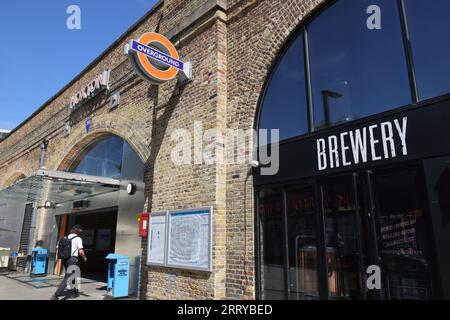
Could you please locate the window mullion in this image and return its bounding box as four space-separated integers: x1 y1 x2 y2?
398 0 419 104
303 26 315 133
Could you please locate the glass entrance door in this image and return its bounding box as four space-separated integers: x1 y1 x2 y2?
370 169 436 299
258 187 285 300
319 175 367 300
257 165 438 300
319 168 437 300
286 184 320 300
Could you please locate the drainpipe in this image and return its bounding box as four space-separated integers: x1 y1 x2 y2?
27 139 49 262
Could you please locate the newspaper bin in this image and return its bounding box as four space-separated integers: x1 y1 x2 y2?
106 254 129 298
31 248 48 275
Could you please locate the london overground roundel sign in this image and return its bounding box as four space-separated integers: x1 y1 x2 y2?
125 32 192 85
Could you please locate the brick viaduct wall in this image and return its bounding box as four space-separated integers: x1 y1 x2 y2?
224 0 326 300
0 0 326 299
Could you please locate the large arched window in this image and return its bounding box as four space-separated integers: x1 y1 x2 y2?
71 136 128 179
258 0 450 142
258 34 309 141
308 0 411 130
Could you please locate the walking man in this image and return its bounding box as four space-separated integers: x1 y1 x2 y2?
51 224 87 300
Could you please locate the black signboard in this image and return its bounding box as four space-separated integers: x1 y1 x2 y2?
255 98 450 186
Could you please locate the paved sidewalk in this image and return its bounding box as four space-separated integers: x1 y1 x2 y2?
0 272 112 300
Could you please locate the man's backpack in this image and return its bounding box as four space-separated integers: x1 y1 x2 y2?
57 236 78 261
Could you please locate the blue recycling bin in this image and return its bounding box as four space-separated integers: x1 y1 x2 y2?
31 248 48 275
106 254 129 298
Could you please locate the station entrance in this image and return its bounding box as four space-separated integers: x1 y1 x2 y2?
0 135 146 294
57 208 118 282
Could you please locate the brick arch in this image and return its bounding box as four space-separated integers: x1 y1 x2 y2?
54 126 149 173
228 0 327 132
224 0 328 299
3 171 27 189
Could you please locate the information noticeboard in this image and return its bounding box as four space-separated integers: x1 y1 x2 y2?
147 212 168 266
167 207 213 272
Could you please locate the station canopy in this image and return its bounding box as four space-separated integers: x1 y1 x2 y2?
0 169 121 206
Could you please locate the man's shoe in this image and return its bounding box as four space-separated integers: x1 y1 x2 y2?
50 295 59 301
71 291 80 299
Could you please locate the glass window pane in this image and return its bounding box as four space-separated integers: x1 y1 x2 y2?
83 156 103 176
309 0 411 130
373 171 435 300
259 34 308 142
259 188 285 299
322 179 364 300
73 136 124 178
286 186 320 300
405 0 450 100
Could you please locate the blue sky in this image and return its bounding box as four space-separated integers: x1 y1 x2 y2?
0 0 157 130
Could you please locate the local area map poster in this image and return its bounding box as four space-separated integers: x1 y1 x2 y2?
167 208 212 272
147 213 167 266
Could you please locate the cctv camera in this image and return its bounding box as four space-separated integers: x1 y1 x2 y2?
44 201 55 209
251 160 260 168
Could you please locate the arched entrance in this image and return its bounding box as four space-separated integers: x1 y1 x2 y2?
254 0 450 300
46 135 145 295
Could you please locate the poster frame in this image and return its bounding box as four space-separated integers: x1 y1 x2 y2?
146 211 169 267
166 207 213 272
